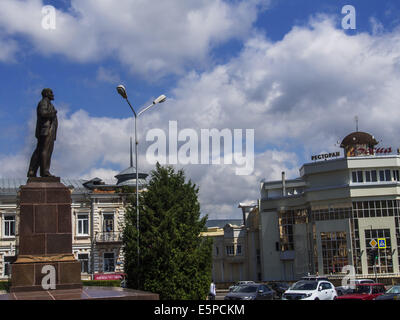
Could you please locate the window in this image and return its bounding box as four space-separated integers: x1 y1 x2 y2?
364 229 393 274
236 245 242 255
327 283 333 289
366 170 377 182
320 231 348 274
3 256 15 277
372 286 380 294
103 252 115 272
226 245 234 255
385 169 391 181
3 215 15 237
322 282 332 289
379 170 391 182
394 170 400 182
352 171 363 183
215 246 219 256
78 254 89 273
77 214 89 235
103 214 114 233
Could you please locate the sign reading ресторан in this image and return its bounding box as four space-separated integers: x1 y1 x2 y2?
311 152 340 161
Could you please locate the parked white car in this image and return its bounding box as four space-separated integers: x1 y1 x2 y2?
282 279 337 300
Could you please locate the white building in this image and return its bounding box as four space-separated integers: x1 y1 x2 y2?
260 131 400 281
203 202 261 284
0 165 147 280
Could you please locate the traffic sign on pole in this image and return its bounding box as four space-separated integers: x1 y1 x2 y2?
378 238 386 249
369 239 377 248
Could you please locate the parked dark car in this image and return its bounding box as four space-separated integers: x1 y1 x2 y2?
224 283 275 300
374 285 400 300
337 283 386 300
228 281 255 292
268 282 290 299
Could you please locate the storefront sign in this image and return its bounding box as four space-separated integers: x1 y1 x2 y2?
347 147 392 157
311 152 340 161
94 273 125 280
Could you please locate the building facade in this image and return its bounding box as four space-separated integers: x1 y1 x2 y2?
0 166 147 280
259 131 400 281
203 202 261 284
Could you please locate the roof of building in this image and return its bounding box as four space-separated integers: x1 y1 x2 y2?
206 219 243 228
340 131 378 148
0 177 127 195
115 166 148 186
238 201 258 208
200 227 224 237
0 178 89 194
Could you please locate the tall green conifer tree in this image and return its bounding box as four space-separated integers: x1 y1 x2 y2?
123 163 212 300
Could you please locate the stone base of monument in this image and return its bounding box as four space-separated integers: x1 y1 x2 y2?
10 254 82 292
6 177 159 300
10 177 83 293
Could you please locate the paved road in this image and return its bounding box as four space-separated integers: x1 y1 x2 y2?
215 289 228 300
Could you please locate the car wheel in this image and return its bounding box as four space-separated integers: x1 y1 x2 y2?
315 297 319 300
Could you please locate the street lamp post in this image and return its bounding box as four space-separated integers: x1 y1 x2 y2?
117 85 166 287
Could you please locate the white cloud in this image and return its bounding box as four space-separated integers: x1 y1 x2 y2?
3 16 400 219
370 17 384 35
151 17 400 155
0 153 28 178
189 149 300 219
53 109 132 176
0 35 18 62
0 0 268 76
96 67 121 84
133 16 400 217
81 168 119 182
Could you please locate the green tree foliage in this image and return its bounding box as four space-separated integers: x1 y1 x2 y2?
123 163 213 300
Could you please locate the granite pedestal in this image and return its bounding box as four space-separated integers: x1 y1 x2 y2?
11 177 82 292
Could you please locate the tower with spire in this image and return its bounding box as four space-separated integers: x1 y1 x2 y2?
114 137 148 188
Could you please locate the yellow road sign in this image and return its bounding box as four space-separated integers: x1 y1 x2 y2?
369 239 377 248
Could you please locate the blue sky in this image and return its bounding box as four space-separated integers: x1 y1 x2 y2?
1 0 400 218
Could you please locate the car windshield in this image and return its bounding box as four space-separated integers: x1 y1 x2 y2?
291 281 318 291
387 286 400 294
235 286 258 293
354 285 371 294
231 286 243 292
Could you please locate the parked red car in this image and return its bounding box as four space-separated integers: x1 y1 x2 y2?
336 283 386 300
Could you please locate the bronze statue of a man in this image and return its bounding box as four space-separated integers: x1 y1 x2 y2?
27 88 58 178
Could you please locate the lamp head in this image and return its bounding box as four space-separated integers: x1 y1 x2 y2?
117 85 128 99
153 94 167 104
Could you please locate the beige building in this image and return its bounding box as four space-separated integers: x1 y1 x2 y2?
203 202 261 284
0 166 147 280
260 131 400 281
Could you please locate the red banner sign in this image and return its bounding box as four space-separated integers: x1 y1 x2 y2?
94 273 125 280
347 147 392 157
